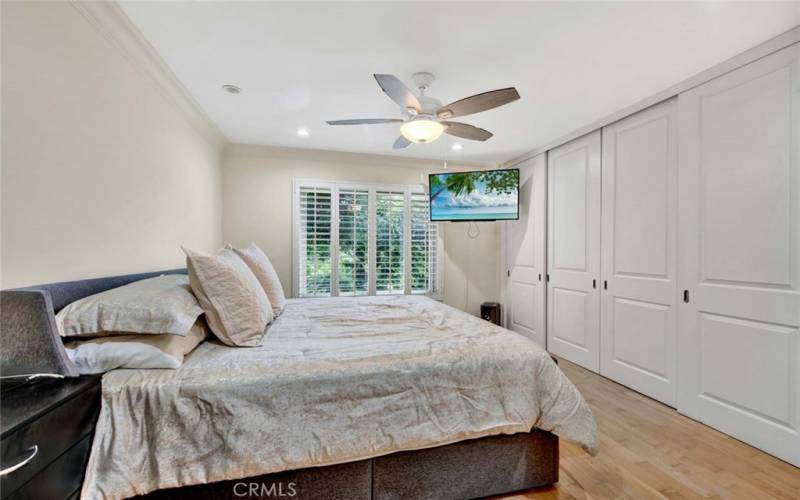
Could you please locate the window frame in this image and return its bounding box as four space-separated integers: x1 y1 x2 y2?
292 178 442 299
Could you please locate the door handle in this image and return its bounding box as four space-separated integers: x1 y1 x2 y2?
592 279 596 289
683 290 690 303
538 273 542 282
603 280 608 290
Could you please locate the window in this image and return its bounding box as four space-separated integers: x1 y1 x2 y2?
410 192 438 293
297 185 332 297
375 190 405 295
337 188 369 296
294 179 440 298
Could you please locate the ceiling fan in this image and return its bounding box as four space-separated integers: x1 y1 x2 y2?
326 72 520 149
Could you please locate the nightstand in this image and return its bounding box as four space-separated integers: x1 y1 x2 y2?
1 376 101 500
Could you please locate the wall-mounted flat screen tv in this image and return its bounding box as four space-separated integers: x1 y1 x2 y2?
429 168 519 222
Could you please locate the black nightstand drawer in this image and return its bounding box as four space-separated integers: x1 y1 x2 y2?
1 383 100 497
7 434 93 500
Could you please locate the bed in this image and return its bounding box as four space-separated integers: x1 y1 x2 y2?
0 269 597 500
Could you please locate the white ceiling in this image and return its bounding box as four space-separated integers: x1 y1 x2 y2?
119 1 799 165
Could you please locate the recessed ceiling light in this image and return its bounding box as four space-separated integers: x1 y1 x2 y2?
221 84 241 94
451 143 463 151
297 127 310 136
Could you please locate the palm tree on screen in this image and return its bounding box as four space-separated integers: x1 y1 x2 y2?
430 170 518 201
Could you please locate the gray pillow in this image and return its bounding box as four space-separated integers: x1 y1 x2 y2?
55 274 203 338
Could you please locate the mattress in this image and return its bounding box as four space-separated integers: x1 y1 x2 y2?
81 295 597 499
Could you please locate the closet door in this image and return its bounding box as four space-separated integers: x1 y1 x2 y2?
547 131 601 371
600 99 678 406
677 44 800 466
506 154 546 346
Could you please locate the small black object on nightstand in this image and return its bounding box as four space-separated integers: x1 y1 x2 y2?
1 375 101 500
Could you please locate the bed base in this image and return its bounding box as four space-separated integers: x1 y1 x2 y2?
141 430 558 500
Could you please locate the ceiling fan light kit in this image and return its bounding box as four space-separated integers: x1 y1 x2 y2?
400 117 444 143
326 72 519 149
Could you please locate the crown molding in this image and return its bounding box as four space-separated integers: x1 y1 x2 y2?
69 0 227 149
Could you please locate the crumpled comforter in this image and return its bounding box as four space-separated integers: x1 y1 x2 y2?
81 295 597 499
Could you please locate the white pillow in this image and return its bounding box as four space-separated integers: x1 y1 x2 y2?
56 274 203 338
228 243 287 317
183 246 273 347
64 320 208 374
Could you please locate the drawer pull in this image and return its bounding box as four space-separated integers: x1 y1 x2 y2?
0 445 38 476
0 373 65 383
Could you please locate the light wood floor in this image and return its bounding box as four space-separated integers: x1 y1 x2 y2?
499 358 800 500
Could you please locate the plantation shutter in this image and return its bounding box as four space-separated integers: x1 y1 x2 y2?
337 188 370 296
295 180 440 299
410 192 439 294
298 185 332 297
375 190 406 294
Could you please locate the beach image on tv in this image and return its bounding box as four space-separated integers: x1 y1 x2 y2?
429 169 519 221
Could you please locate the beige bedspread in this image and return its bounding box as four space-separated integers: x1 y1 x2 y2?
81 295 597 499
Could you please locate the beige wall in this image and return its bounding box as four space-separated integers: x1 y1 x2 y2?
442 222 501 315
223 144 501 315
1 2 224 288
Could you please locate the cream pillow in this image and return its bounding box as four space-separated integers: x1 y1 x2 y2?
228 243 287 317
183 246 273 347
64 320 208 374
56 274 203 338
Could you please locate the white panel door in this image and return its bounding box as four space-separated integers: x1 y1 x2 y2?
547 131 601 371
677 44 800 466
600 99 678 406
505 154 546 346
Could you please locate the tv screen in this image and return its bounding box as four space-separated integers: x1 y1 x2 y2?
429 168 519 222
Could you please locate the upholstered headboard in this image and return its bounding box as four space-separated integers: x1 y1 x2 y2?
0 268 187 377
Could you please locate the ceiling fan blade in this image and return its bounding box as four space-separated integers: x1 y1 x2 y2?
442 122 493 141
437 88 520 119
374 74 422 112
326 118 403 125
393 135 411 149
